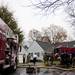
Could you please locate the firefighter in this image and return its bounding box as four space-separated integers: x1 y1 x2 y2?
33 54 37 65
23 54 25 64
72 56 75 67
27 53 31 63
50 53 54 65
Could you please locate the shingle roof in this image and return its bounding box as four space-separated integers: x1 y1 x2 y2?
54 41 75 48
36 41 54 53
36 40 75 53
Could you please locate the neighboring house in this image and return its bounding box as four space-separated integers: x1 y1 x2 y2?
18 46 28 63
27 40 54 61
53 41 75 54
68 41 75 47
54 41 75 48
27 41 44 60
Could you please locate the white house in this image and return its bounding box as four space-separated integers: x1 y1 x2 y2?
27 41 44 61
18 40 53 63
18 46 28 63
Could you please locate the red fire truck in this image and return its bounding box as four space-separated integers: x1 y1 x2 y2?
54 47 75 54
0 18 19 71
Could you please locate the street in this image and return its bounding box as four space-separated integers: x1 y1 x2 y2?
1 68 75 75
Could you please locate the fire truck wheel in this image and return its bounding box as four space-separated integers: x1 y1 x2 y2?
11 63 17 72
0 65 4 73
13 63 17 71
11 58 17 72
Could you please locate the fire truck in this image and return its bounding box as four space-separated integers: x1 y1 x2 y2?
0 18 19 71
54 47 75 54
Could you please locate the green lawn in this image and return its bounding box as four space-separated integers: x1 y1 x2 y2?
53 60 60 65
44 60 60 66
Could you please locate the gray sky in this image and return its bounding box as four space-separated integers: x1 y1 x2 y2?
0 0 75 40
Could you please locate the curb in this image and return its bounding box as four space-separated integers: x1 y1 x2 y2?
17 65 75 71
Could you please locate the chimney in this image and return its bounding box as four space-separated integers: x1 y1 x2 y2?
41 36 50 43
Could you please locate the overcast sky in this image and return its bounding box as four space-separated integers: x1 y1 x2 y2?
0 0 75 41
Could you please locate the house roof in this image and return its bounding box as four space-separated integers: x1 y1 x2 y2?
27 40 75 54
28 41 44 53
36 41 54 53
54 41 75 48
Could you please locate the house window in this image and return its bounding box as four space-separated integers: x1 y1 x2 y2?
29 53 33 57
73 45 75 47
35 52 40 57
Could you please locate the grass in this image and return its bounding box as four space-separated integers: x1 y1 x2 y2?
44 60 60 66
53 60 60 65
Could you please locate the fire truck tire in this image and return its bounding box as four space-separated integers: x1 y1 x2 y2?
0 65 4 73
11 58 17 71
11 63 17 72
13 64 17 71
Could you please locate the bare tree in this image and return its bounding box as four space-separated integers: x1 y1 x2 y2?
31 0 75 13
66 4 75 25
29 25 67 43
29 29 42 41
42 24 67 43
53 31 67 43
65 6 75 39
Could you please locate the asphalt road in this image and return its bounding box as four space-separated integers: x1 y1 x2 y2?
0 68 75 75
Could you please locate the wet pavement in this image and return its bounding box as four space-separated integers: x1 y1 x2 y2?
0 68 75 75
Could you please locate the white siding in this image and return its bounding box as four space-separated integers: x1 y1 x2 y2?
28 41 44 60
18 46 28 63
